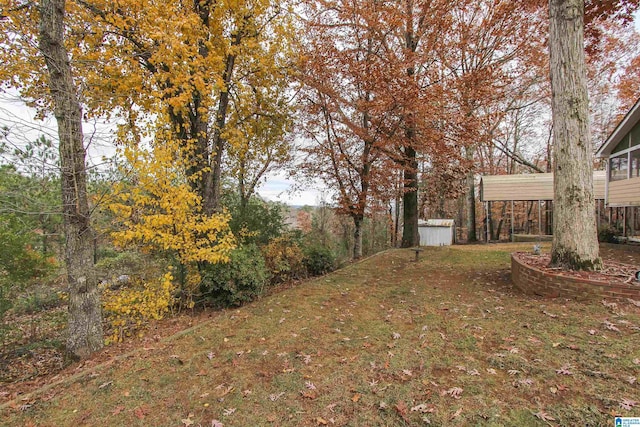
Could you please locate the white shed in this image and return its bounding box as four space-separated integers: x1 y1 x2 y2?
418 219 455 246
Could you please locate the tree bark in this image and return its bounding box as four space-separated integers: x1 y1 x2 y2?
548 0 602 270
39 0 103 357
401 145 419 247
353 215 363 260
465 146 477 242
203 35 240 214
399 0 420 248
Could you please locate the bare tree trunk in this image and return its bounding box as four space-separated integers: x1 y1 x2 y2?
394 173 402 247
465 172 477 242
548 0 601 270
203 51 236 214
39 0 103 357
353 215 364 260
401 146 419 247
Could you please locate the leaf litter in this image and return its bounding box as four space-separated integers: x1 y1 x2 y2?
3 244 640 426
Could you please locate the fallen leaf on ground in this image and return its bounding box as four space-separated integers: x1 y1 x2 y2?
442 387 463 399
620 399 637 411
603 321 620 332
133 405 149 419
217 385 234 397
301 390 318 400
394 401 409 421
534 411 556 422
269 392 285 401
450 407 463 420
410 403 434 413
111 405 125 416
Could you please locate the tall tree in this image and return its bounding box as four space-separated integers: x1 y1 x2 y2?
71 0 294 214
38 0 103 356
548 0 601 270
371 0 453 248
438 0 545 241
298 0 395 259
225 76 294 210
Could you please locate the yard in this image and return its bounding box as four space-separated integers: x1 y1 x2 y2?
1 243 639 426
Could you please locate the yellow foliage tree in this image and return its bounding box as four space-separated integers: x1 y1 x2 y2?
101 271 176 343
71 0 297 212
1 0 297 211
109 131 236 297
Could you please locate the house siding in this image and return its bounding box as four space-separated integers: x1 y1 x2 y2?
480 172 605 202
608 176 640 207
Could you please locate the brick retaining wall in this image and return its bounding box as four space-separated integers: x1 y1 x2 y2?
511 253 640 301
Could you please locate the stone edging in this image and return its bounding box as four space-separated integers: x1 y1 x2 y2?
511 252 640 301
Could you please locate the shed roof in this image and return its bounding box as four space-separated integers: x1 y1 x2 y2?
480 172 606 202
418 219 455 227
596 97 640 158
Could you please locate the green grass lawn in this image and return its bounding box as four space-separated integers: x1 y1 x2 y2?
2 243 639 426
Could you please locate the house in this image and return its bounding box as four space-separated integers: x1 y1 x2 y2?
478 172 606 240
596 98 640 237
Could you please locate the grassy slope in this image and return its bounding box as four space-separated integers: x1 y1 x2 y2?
2 243 639 426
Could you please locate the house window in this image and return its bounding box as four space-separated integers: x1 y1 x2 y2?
612 135 630 154
631 122 640 148
610 153 628 181
632 148 640 178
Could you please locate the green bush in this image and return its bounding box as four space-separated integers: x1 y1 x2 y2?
200 244 270 307
0 214 56 341
95 250 146 273
221 193 286 246
303 243 336 276
598 225 620 243
13 286 63 315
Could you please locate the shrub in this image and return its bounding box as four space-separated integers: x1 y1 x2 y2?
13 286 63 315
262 236 306 283
102 271 176 344
95 250 147 275
1 215 57 339
303 243 336 276
200 244 270 307
222 193 286 246
598 225 620 243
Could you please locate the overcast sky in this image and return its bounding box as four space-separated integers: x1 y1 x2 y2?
0 89 325 206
